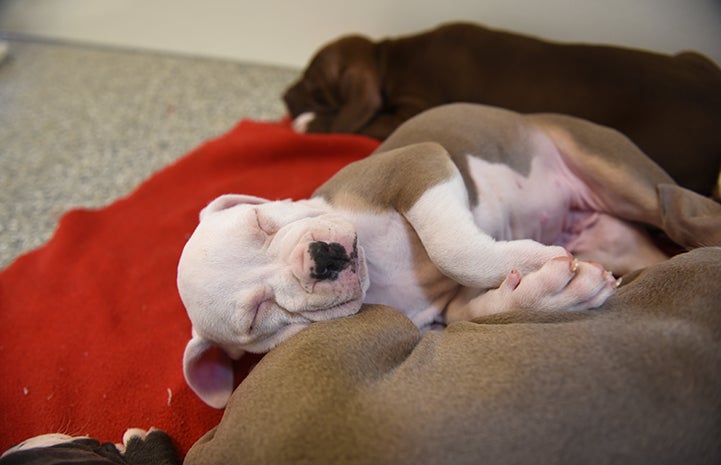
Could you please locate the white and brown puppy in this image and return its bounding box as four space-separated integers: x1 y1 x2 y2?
178 103 681 409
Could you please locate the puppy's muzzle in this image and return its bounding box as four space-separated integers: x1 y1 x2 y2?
308 240 356 280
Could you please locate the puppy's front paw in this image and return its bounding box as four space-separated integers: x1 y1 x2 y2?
291 112 316 133
507 257 620 311
502 240 571 277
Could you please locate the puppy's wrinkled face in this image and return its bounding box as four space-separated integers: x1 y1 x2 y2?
177 197 369 356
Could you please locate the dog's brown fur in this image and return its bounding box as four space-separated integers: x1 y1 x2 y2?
182 114 721 463
184 183 721 465
185 246 721 465
283 22 721 197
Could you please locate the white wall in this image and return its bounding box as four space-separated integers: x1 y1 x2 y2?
1 0 719 68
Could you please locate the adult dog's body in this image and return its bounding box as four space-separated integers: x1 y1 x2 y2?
176 103 694 409
283 22 721 197
184 249 721 465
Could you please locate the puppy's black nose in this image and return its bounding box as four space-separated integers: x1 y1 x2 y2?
308 241 351 281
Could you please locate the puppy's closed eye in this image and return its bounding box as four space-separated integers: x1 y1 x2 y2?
248 300 267 332
254 209 276 235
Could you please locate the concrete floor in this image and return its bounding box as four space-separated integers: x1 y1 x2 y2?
0 38 299 269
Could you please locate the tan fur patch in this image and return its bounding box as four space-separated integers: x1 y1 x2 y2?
313 142 456 213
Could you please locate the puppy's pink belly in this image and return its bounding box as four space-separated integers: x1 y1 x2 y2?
510 199 601 247
471 168 592 245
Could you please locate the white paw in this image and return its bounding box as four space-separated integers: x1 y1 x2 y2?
500 240 571 277
122 428 149 447
118 427 156 452
504 256 620 311
292 111 316 133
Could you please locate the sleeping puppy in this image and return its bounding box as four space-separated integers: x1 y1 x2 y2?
283 22 721 198
0 428 179 465
176 103 700 409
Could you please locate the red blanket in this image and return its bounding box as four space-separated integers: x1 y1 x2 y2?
0 120 379 454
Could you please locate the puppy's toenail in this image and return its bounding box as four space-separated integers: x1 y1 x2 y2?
570 258 579 273
614 277 623 288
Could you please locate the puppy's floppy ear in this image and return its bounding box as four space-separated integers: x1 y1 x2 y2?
329 37 382 134
183 330 240 409
200 194 270 220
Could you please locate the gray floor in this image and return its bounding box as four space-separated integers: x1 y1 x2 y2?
0 38 299 269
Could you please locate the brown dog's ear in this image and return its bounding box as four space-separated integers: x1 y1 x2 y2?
310 35 382 134
332 62 382 134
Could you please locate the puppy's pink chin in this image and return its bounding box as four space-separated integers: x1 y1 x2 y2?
301 297 364 322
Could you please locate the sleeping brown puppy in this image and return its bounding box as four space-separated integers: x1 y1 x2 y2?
283 22 721 198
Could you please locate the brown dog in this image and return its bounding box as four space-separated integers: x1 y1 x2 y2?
184 184 721 463
283 22 721 198
184 247 721 465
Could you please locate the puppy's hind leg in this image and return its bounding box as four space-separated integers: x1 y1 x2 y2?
527 113 676 228
565 213 669 276
404 175 570 289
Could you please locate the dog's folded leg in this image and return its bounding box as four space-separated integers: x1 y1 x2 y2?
404 175 570 289
446 257 620 322
527 113 676 226
565 212 669 276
